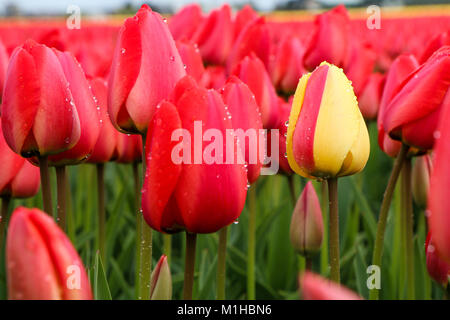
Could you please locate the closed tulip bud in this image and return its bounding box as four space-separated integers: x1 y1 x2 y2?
378 54 419 157
425 233 449 286
411 155 432 208
383 47 450 151
176 40 205 83
191 4 234 65
0 40 9 98
1 40 81 158
227 16 270 73
343 41 376 97
0 121 40 199
271 98 293 175
108 4 186 134
46 50 101 166
290 182 323 256
200 65 227 90
233 54 279 129
220 76 263 184
428 87 450 264
6 207 92 299
150 255 172 300
304 5 350 70
142 76 247 234
115 133 142 164
87 78 118 164
169 4 203 41
358 72 384 120
419 31 450 63
233 5 258 40
300 271 362 300
286 62 370 179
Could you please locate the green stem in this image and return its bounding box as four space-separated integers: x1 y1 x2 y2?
217 227 227 300
403 157 415 300
327 177 340 283
183 232 197 300
320 181 329 276
38 156 53 216
55 166 67 230
247 185 257 300
163 234 172 265
369 143 408 300
96 163 106 264
0 196 11 252
139 134 152 300
132 162 142 300
287 175 296 206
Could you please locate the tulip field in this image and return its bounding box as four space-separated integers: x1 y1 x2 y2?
0 3 449 302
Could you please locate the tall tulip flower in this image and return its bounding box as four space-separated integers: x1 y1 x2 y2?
300 271 362 300
383 46 450 151
6 207 92 300
428 84 450 264
378 54 419 157
303 5 350 70
108 4 186 134
286 62 370 283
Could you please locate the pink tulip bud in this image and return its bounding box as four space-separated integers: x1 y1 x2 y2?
411 155 432 208
300 271 362 300
6 207 92 300
150 255 172 300
290 182 323 256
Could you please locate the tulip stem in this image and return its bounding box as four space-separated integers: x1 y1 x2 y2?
163 234 172 265
287 175 296 206
247 185 257 300
402 157 415 300
369 143 408 300
327 177 340 283
96 163 106 264
217 227 228 300
139 134 152 300
183 232 197 300
132 161 142 299
38 156 53 216
320 181 329 276
305 257 313 271
0 196 11 252
55 166 67 231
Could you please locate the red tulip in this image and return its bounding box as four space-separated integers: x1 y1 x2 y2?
108 4 186 134
169 4 203 41
115 133 142 164
191 4 234 65
0 40 9 98
6 207 92 300
419 31 450 63
290 182 323 256
220 76 263 184
428 86 450 264
227 16 270 73
383 47 450 151
87 78 118 164
200 65 227 90
176 40 205 83
343 41 376 97
425 233 450 286
300 271 362 300
142 76 247 234
0 121 40 199
270 35 307 94
233 5 258 40
232 54 279 129
378 54 419 157
45 50 101 166
358 72 384 120
1 40 81 158
270 98 293 175
303 5 350 70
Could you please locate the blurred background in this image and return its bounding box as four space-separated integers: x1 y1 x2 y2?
1 0 450 16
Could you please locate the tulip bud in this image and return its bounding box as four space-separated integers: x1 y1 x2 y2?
290 182 323 256
200 65 227 90
358 72 384 121
108 4 186 134
0 40 9 99
6 207 92 299
233 5 258 40
411 155 432 208
169 4 203 41
271 98 293 175
300 271 362 300
1 40 81 158
115 133 142 164
419 31 450 63
425 233 450 286
150 255 172 300
286 62 370 179
176 40 205 83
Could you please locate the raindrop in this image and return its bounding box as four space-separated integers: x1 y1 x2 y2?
163 18 167 23
233 219 239 225
183 64 187 70
121 48 126 54
433 130 441 139
170 56 175 62
285 120 289 127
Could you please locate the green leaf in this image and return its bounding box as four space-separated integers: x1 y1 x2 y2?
92 251 112 300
